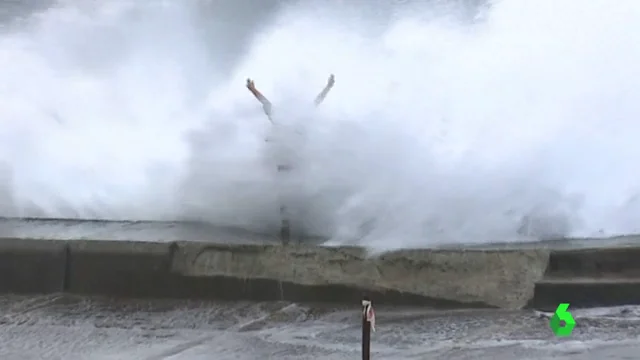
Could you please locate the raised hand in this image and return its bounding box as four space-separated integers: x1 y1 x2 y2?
327 74 335 87
246 78 256 90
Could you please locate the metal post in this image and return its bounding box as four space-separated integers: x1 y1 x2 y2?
362 296 372 360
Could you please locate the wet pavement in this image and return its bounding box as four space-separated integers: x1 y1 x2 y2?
1 294 639 359
0 217 640 250
0 217 285 244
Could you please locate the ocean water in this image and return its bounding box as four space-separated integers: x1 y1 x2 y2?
0 0 639 251
1 295 639 359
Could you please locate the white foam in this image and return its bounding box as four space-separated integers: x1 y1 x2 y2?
0 0 639 249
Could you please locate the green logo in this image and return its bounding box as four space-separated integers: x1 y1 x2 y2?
549 303 576 337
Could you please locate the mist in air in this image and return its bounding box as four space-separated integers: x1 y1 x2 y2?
0 0 639 249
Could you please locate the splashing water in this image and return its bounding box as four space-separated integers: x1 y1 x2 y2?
0 0 639 249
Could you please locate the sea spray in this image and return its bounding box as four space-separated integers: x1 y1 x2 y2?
0 0 638 249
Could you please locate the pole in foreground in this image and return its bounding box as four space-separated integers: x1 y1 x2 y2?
362 296 376 360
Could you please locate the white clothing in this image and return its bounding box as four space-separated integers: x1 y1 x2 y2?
262 102 311 170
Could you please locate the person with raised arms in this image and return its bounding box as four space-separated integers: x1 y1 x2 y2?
245 74 335 123
244 74 335 245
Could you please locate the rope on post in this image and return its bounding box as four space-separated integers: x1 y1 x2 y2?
362 299 376 332
361 297 376 360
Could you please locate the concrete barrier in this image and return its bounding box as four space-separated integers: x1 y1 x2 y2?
65 240 176 298
63 239 551 308
530 247 640 309
544 247 640 278
4 236 640 310
531 279 640 310
0 238 67 294
172 243 550 309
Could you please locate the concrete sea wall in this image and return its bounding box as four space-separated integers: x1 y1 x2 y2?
531 247 640 310
1 237 639 309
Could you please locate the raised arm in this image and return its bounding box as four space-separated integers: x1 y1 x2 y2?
314 74 335 107
246 78 273 118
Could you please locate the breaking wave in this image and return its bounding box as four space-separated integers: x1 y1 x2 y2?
0 0 639 249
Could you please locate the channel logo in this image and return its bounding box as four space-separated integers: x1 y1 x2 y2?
549 303 576 337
